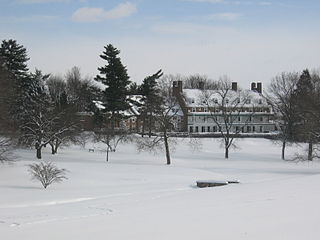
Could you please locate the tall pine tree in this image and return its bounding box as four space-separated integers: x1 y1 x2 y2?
293 69 318 160
140 69 163 136
95 44 131 129
0 39 31 127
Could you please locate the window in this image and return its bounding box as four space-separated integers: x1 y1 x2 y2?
225 99 229 104
253 126 255 132
189 126 193 133
207 126 211 132
260 116 263 122
259 99 262 104
247 126 251 132
238 116 241 122
195 126 199 132
236 126 239 132
213 126 217 132
201 126 205 132
260 126 263 132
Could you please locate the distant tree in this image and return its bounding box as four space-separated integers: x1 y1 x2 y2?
0 60 15 131
0 39 29 78
200 77 255 159
128 82 141 95
184 74 218 90
0 137 15 163
140 70 163 137
292 69 320 161
0 39 30 126
66 66 99 112
28 162 67 189
95 44 131 130
94 128 129 162
267 72 299 160
136 75 179 165
46 75 68 110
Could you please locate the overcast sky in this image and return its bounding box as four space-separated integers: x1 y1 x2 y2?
1 0 320 88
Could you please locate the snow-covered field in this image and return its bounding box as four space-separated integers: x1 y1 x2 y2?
1 138 320 240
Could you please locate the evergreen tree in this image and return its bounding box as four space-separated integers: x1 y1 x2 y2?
293 69 318 160
0 39 29 78
140 70 163 136
0 39 31 127
95 44 131 129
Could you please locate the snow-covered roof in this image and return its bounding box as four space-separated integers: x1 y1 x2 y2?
183 89 268 108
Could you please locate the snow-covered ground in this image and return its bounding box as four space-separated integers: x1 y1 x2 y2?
1 138 320 240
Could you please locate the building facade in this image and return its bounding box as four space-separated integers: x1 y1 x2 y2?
172 81 277 134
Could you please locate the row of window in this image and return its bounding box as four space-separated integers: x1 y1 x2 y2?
188 116 265 123
189 125 265 133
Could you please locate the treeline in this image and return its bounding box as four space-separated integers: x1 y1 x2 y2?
267 70 320 161
0 40 172 162
0 38 319 163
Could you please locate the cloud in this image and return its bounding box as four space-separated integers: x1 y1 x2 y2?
72 2 137 22
207 12 242 21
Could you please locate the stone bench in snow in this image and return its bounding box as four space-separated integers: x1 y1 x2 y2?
196 180 240 188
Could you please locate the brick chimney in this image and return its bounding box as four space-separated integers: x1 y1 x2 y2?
232 82 237 91
256 82 262 94
173 81 183 95
251 82 256 91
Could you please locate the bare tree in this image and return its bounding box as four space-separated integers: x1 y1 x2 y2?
94 128 129 162
136 75 180 165
200 77 255 159
266 72 299 160
0 137 15 163
184 74 218 90
22 111 77 159
28 162 67 189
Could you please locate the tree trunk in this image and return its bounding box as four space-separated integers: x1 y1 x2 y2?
225 146 229 159
224 138 229 159
281 140 286 160
164 133 171 165
54 140 60 154
106 148 109 162
148 115 152 138
141 118 145 137
36 147 42 159
308 141 313 161
51 144 55 154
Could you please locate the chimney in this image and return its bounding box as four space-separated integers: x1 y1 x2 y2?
257 82 262 94
198 81 205 90
251 82 256 91
173 81 183 95
232 82 237 91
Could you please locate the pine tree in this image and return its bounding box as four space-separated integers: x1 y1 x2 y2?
140 70 163 136
0 39 31 127
95 44 131 129
0 39 29 79
293 69 318 160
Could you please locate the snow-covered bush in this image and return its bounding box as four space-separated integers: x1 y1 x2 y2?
28 162 68 189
